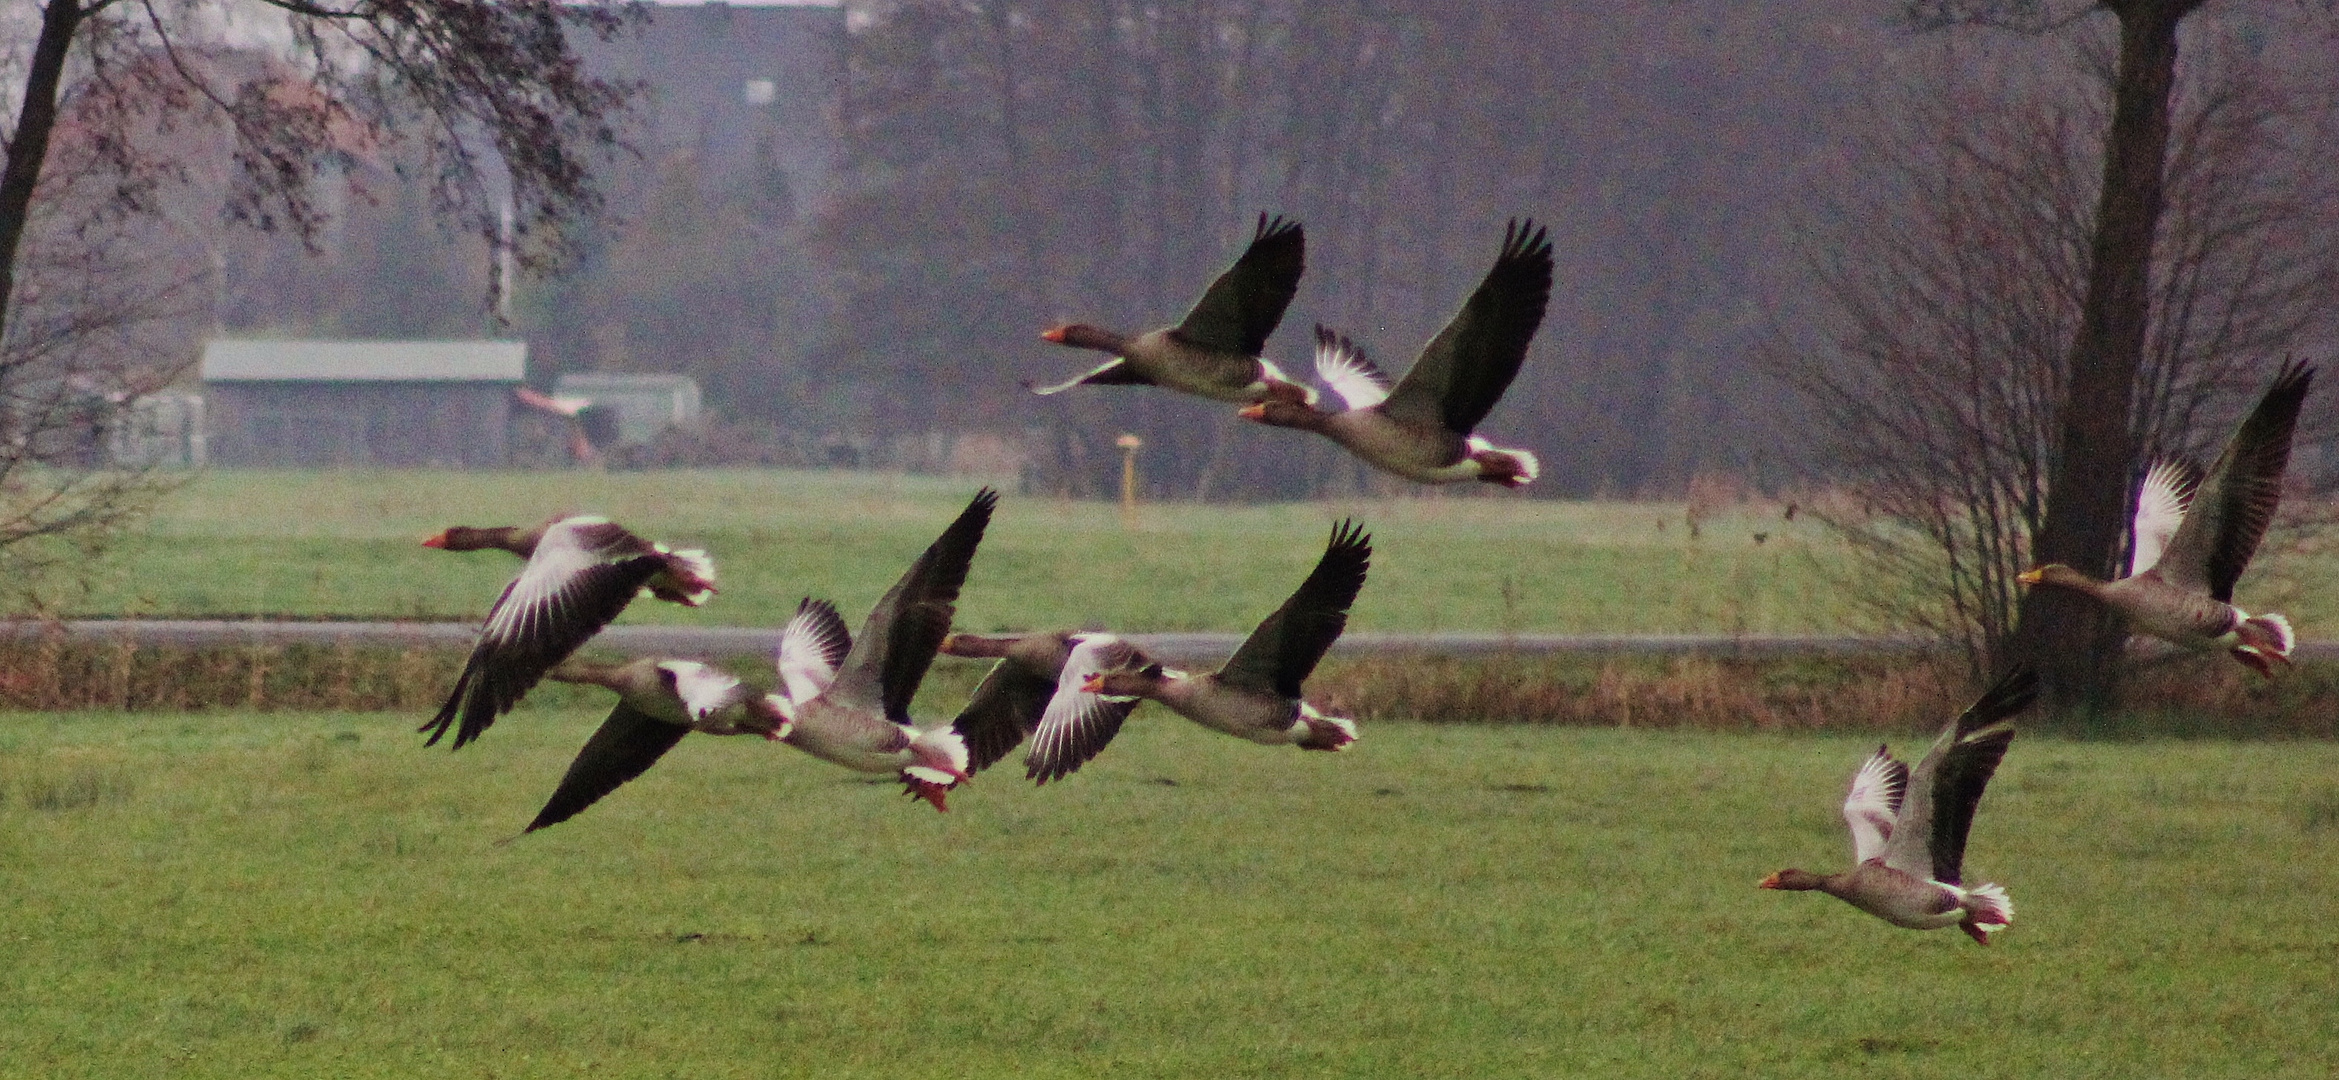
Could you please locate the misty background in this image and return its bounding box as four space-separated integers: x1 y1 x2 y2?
171 0 2339 499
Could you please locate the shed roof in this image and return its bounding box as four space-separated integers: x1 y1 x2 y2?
201 340 527 383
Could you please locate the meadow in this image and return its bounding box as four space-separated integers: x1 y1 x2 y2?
2 706 2335 1078
69 469 1865 634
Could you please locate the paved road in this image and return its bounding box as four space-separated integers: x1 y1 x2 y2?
10 619 2331 662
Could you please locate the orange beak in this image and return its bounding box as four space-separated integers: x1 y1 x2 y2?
2015 568 2045 585
1756 872 1784 890
421 531 449 549
1040 326 1070 344
1237 404 1268 421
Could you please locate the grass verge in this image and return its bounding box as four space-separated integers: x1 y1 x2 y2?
1 711 2334 1077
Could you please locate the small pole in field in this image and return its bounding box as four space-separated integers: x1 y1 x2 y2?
1116 433 1143 519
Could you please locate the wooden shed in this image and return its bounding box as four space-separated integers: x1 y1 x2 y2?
201 340 525 467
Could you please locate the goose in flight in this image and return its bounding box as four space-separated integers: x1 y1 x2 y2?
518 655 795 834
937 630 1152 784
1041 520 1371 779
421 517 716 749
2019 361 2313 676
768 490 998 810
1760 667 2036 944
1031 214 1314 406
1238 220 1551 487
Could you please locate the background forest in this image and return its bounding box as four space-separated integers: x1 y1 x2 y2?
188 0 2339 500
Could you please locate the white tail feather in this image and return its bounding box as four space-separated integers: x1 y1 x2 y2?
910 726 970 776
1961 882 2013 930
1465 436 1539 486
2254 612 2295 656
1509 447 1541 483
661 546 717 584
1295 702 1357 750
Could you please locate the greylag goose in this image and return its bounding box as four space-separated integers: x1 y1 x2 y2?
1030 214 1314 405
1041 519 1371 777
521 656 793 834
770 489 997 811
2018 361 2313 676
937 630 1149 781
421 517 717 749
1760 666 2036 944
1238 220 1552 488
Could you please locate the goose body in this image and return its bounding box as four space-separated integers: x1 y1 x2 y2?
2019 362 2313 676
772 490 998 810
1101 665 1354 748
1058 520 1371 775
1240 221 1552 488
1032 214 1314 406
1760 667 2035 944
421 516 718 749
519 657 788 834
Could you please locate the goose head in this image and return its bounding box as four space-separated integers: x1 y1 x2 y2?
1039 324 1123 352
2016 564 2098 591
1080 667 1166 699
1758 869 1828 891
1238 399 1331 431
422 525 525 552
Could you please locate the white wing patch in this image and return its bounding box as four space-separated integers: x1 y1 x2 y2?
2129 460 2196 577
1842 745 1908 864
1026 634 1138 774
478 520 609 646
1312 325 1391 411
776 598 850 705
661 660 742 721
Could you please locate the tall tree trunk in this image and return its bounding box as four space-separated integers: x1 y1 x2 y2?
0 0 85 335
2010 0 2204 714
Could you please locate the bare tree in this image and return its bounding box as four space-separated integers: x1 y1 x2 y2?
0 0 638 596
1782 25 2339 685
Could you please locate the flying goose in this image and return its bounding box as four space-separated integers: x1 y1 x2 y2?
2018 361 2314 676
1760 666 2036 944
1043 519 1371 777
421 517 717 749
771 489 998 810
1238 220 1552 487
519 655 794 834
937 630 1150 782
1030 214 1315 405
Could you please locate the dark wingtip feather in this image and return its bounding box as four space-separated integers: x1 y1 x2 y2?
420 666 474 747
1959 665 2039 734
1502 217 1555 263
792 596 854 669
1323 517 1375 589
1255 212 1303 245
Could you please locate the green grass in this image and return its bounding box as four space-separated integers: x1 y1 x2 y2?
4 708 2335 1077
69 469 1857 634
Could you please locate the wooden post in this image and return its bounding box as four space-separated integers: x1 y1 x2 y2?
1116 433 1142 518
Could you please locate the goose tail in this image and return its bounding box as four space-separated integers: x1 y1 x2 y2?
2233 612 2294 677
1957 882 2013 944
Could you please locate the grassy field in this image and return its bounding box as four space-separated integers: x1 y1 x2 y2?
4 707 2336 1078
65 469 1866 634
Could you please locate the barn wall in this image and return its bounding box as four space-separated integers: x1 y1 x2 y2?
206 382 512 467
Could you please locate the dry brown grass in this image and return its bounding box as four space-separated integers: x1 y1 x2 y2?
0 634 2327 738
0 635 461 712
1309 652 2339 738
1309 654 1964 733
